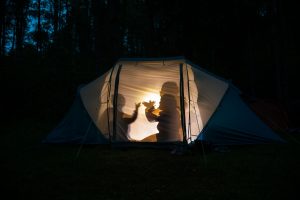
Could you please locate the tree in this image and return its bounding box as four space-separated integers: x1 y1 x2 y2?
0 0 7 56
14 0 29 56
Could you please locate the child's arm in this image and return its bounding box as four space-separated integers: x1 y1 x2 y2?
124 103 141 124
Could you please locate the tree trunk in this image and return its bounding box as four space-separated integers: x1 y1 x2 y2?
37 0 41 52
11 25 16 53
0 0 4 56
70 0 79 54
15 1 24 56
53 0 59 38
1 15 6 56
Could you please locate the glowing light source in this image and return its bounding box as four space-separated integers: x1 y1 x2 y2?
143 92 161 108
127 92 161 141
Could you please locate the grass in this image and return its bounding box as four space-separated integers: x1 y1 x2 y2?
1 119 300 200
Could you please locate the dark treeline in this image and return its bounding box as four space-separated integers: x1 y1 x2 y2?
0 0 299 126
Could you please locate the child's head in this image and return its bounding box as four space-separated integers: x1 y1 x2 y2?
160 82 179 96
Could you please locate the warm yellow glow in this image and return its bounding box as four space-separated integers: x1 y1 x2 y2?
143 92 161 108
127 92 161 141
129 105 159 141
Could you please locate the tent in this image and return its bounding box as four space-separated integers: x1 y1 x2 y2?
44 57 284 146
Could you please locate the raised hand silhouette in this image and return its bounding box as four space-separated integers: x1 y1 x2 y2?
103 94 141 142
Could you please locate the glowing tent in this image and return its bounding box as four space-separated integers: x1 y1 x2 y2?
44 57 284 145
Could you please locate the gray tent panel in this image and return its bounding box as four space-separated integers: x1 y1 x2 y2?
43 92 109 144
198 87 285 145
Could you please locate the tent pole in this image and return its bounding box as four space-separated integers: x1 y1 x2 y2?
75 120 93 160
112 64 123 141
185 64 192 143
186 65 207 164
106 65 117 144
179 63 187 144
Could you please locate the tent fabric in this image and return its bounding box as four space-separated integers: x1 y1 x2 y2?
79 68 113 140
184 64 228 142
43 91 109 144
45 57 284 145
114 61 182 142
199 87 285 145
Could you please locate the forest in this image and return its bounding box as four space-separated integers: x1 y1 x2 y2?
0 0 299 127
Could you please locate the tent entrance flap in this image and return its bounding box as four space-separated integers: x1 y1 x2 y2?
112 62 183 142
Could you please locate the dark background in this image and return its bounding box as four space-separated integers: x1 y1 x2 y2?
0 0 299 128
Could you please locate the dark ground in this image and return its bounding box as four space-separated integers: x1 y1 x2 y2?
1 118 300 200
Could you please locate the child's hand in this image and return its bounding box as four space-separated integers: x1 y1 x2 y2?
142 101 155 109
135 102 141 109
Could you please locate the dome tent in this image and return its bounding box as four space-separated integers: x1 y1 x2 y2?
44 57 284 145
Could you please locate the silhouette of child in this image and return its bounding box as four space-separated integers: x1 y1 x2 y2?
143 82 182 142
105 94 141 142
